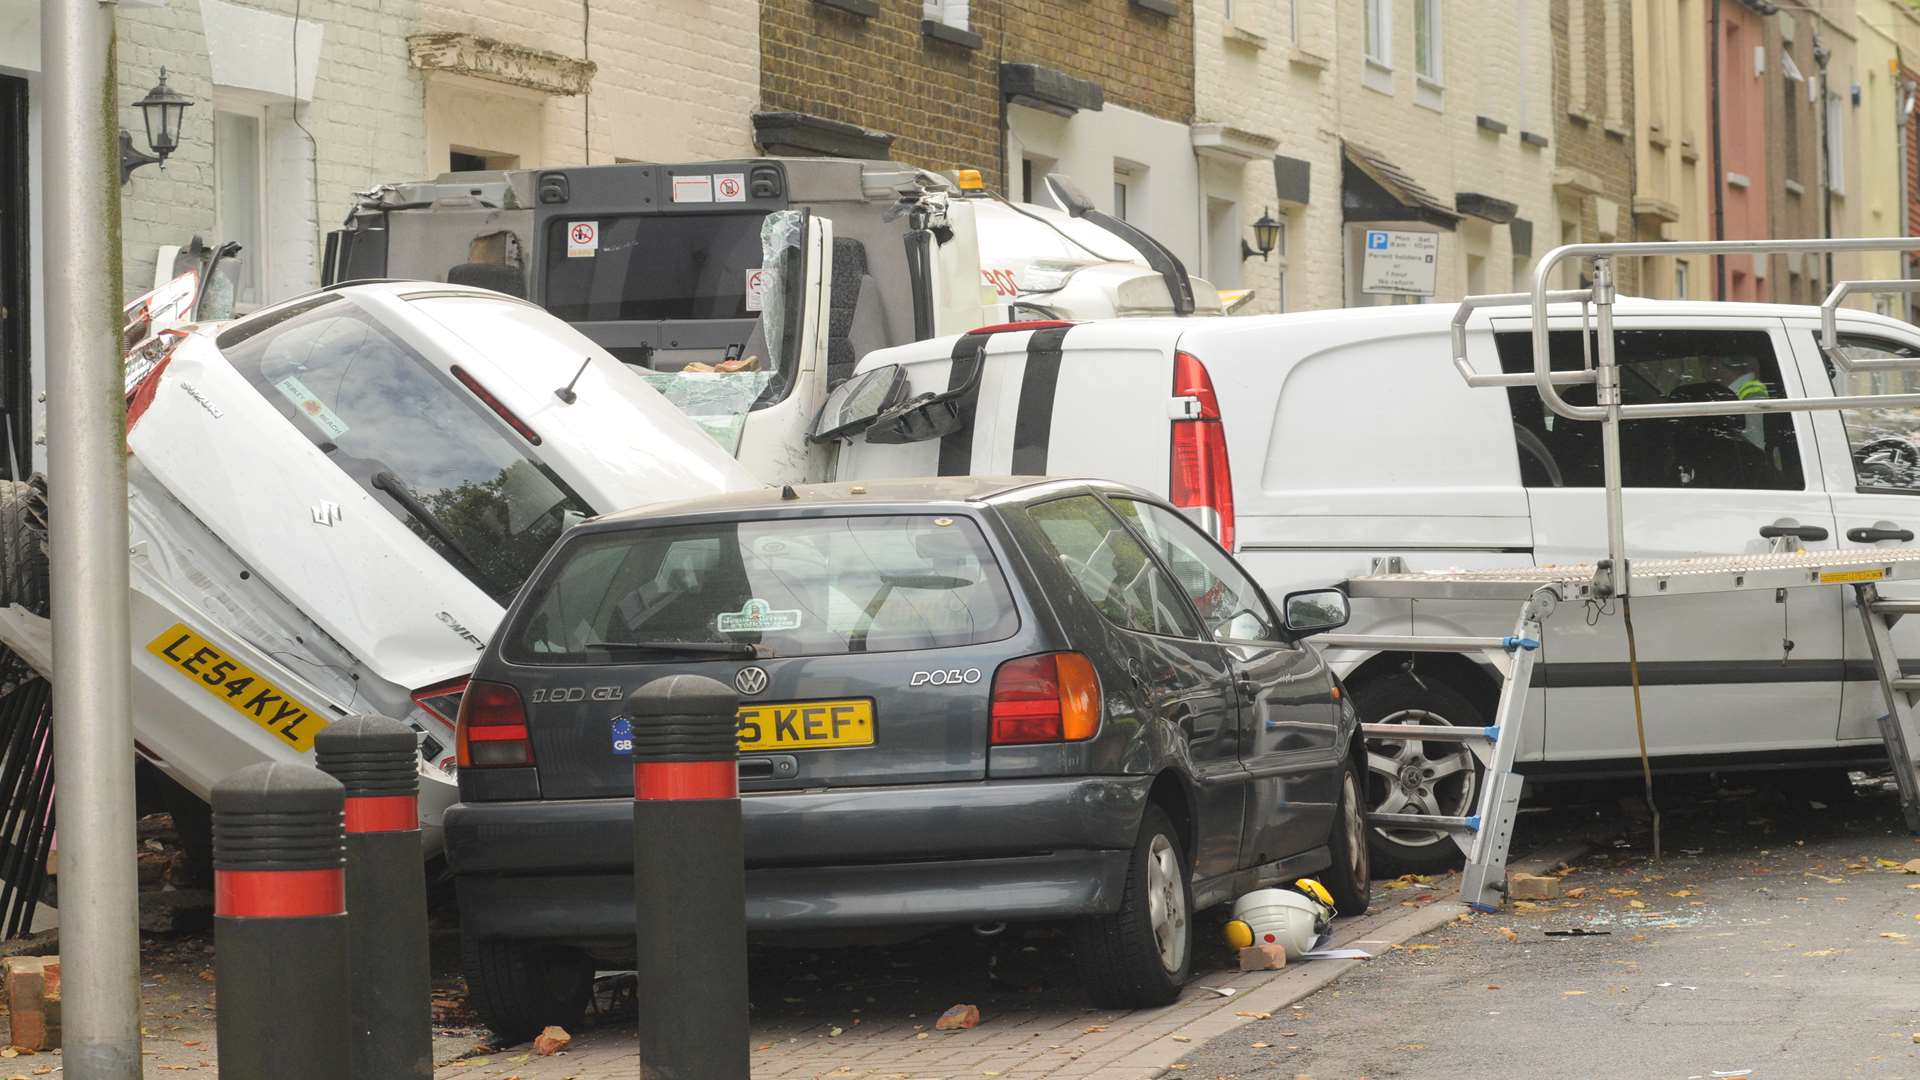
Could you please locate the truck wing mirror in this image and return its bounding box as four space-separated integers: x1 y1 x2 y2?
808 365 911 443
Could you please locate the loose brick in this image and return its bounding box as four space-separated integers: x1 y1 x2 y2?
4 955 61 1050
1237 944 1286 971
1507 872 1562 900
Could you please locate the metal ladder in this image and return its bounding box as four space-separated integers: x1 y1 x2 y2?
1320 586 1560 912
1854 584 1920 833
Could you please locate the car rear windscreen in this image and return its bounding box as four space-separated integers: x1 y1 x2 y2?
507 515 1020 663
216 295 591 602
541 213 769 321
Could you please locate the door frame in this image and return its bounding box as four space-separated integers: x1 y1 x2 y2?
0 74 31 479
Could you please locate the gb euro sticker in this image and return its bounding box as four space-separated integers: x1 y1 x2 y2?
566 221 598 258
717 598 802 634
273 375 350 439
147 623 330 751
745 268 768 313
611 716 634 755
671 175 715 204
715 173 747 203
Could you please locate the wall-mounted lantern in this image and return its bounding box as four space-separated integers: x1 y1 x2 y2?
1243 208 1282 261
120 68 193 184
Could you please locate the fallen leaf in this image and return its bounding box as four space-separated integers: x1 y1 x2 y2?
1606 888 1639 897
1393 943 1441 951
1235 1011 1272 1020
1084 1025 1107 1034
1170 1035 1191 1042
1565 887 1587 899
1563 990 1587 996
1497 927 1519 943
1668 890 1694 898
1250 1042 1271 1049
1880 932 1908 940
1487 984 1502 990
1628 900 1648 909
1512 901 1542 913
1801 948 1839 957
1902 859 1920 874
828 1027 843 1038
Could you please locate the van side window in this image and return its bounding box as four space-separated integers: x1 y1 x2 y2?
1027 496 1204 640
1495 329 1803 491
1825 334 1920 493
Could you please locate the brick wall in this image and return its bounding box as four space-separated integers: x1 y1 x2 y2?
1003 0 1193 124
1552 0 1637 292
759 1 1006 190
116 0 427 302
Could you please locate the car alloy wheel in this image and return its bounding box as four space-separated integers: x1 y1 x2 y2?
1342 768 1367 887
1365 707 1478 849
1145 832 1188 974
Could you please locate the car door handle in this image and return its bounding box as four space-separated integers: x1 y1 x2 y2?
1847 526 1915 543
1758 524 1829 542
1234 678 1260 698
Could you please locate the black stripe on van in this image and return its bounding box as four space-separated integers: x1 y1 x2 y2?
1011 324 1072 475
937 331 993 476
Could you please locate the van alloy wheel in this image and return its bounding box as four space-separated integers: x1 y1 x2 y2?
1365 708 1478 850
1145 832 1188 973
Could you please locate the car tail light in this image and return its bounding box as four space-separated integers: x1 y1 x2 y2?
455 680 533 767
412 677 467 728
451 365 542 445
990 652 1101 745
1170 350 1236 551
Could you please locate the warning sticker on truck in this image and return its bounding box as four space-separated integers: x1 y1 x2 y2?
1820 568 1888 584
146 623 330 752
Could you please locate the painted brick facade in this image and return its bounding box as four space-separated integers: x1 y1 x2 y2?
116 0 427 301
1552 0 1637 293
758 1 1005 188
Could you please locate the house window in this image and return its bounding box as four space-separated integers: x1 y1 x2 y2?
1826 91 1847 195
1113 168 1137 222
1414 0 1440 82
924 0 968 30
214 108 266 311
1365 0 1391 66
1675 261 1690 299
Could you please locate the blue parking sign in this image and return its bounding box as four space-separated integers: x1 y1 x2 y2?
1367 230 1390 250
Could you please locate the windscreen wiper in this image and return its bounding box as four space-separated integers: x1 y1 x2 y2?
370 470 505 596
586 640 766 659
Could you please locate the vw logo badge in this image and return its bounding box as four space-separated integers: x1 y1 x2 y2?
734 666 768 696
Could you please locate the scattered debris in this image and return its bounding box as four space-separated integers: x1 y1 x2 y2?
1545 928 1611 937
1194 986 1238 998
1238 944 1287 971
1507 872 1561 900
1565 887 1588 899
935 1004 980 1031
1497 927 1519 943
531 1027 570 1056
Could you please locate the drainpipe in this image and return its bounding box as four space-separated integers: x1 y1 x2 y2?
1815 32 1834 286
1710 0 1727 297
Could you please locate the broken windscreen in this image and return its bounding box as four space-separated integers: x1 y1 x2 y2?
215 295 592 601
543 212 770 321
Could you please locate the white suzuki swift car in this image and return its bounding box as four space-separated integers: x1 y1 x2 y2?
0 281 762 851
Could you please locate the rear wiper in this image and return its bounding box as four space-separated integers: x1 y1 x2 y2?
370 470 505 595
586 640 766 659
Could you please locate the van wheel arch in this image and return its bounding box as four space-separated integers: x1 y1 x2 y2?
1344 651 1499 719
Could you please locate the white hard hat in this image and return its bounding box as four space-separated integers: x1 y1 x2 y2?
1224 887 1329 960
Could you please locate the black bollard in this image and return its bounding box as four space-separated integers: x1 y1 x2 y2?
630 674 749 1080
213 761 350 1080
316 715 433 1080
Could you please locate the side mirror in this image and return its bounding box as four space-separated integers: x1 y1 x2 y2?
808 365 910 443
1282 588 1350 637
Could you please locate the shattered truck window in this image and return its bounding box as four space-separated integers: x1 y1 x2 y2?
217 298 591 600
543 209 804 454
1830 334 1920 493
506 515 1019 664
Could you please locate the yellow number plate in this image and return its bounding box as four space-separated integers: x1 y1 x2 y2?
737 699 874 751
146 623 330 752
1820 568 1888 584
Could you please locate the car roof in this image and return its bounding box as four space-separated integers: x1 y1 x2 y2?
584 475 1141 529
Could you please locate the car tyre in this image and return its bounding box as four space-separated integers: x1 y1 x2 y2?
1320 753 1371 917
1352 673 1487 875
460 935 593 1046
1072 805 1192 1009
0 479 48 617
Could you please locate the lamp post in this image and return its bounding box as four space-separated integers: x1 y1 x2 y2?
119 67 192 184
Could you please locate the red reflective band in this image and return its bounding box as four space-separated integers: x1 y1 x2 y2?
344 795 419 834
965 320 1076 335
633 760 738 801
215 868 345 918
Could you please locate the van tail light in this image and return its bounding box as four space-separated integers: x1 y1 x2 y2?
1170 351 1236 551
455 680 533 767
451 365 543 445
990 652 1101 745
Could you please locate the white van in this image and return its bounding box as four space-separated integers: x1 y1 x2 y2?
821 300 1920 868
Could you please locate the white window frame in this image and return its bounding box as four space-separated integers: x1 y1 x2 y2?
1364 0 1392 67
213 103 269 313
1273 216 1289 313
1113 166 1139 223
1675 261 1690 299
924 0 969 31
1414 0 1440 83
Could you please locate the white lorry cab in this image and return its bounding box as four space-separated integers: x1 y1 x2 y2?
820 296 1920 869
323 159 1222 486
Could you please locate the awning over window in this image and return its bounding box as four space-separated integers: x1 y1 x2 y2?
1341 141 1459 229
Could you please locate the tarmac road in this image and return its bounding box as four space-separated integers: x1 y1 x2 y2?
1175 775 1920 1080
